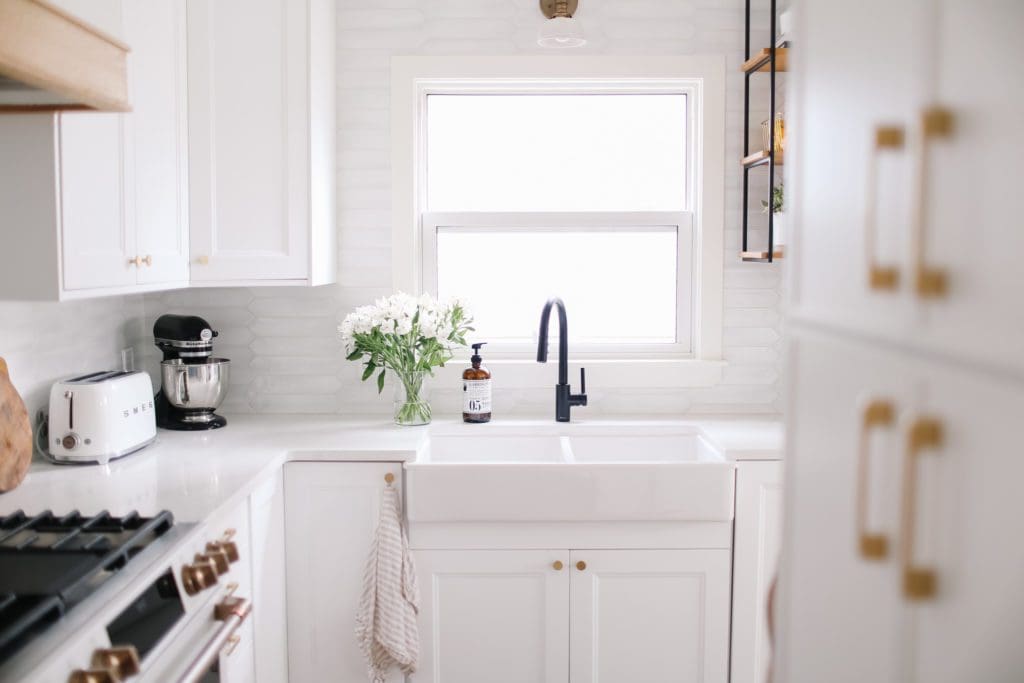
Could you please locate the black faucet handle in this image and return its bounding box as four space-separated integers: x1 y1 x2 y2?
579 367 586 394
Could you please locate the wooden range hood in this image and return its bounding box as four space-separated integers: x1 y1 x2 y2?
0 0 129 112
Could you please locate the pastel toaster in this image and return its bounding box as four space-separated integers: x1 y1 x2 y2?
48 370 157 464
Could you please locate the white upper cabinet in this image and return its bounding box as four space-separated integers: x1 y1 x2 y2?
0 0 189 299
186 0 336 287
790 0 1024 377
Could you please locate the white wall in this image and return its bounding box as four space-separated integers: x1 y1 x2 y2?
0 297 145 422
140 0 783 418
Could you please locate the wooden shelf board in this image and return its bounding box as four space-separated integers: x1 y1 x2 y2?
0 0 130 112
741 150 784 168
741 249 785 262
741 47 789 74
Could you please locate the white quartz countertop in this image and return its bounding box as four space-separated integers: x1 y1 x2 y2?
0 415 783 524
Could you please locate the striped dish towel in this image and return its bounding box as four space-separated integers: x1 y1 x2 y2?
356 483 420 682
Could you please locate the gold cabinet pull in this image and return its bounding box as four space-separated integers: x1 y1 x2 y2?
552 560 564 571
865 125 905 291
576 561 587 571
129 256 142 267
196 255 210 265
913 107 953 298
900 417 944 600
142 254 152 266
857 400 896 559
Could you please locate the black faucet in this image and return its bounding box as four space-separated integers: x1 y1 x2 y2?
537 298 587 422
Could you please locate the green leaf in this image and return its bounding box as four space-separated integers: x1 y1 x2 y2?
346 349 363 361
361 362 376 381
377 369 386 393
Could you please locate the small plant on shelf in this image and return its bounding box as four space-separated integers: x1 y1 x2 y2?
761 183 784 214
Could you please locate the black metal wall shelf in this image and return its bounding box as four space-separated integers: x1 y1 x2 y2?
741 0 786 263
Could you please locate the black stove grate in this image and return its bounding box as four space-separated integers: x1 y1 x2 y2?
0 509 174 662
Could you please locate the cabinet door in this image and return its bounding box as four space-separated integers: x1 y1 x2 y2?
789 0 929 341
187 0 310 283
249 473 287 683
124 0 189 286
59 112 135 291
914 2 1024 375
777 332 913 683
284 462 404 683
569 549 730 683
415 549 570 683
907 364 1024 681
731 461 783 683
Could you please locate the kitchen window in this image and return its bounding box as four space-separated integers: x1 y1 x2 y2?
393 57 725 376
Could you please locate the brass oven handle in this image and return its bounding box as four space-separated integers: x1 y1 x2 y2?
913 107 953 298
900 417 944 600
865 125 905 291
856 400 896 559
174 597 252 683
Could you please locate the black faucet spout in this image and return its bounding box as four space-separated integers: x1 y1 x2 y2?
537 298 587 422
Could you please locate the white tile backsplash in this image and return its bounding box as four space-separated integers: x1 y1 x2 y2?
3 0 782 421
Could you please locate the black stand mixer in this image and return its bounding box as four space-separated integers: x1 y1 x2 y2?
153 314 231 430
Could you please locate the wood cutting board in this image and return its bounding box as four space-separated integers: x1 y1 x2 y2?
0 357 33 492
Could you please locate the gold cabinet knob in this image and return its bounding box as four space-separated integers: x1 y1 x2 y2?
196 255 209 265
90 646 140 679
207 539 240 564
68 669 120 683
142 254 152 266
128 256 142 267
552 560 564 571
181 559 219 595
576 561 587 571
197 550 230 575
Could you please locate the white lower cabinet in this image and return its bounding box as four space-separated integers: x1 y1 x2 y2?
570 549 731 683
414 548 730 683
415 550 570 683
283 461 404 683
730 462 783 683
249 472 288 683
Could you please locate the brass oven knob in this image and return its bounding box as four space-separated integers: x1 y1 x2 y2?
207 540 239 564
552 560 564 571
576 561 587 571
181 559 219 595
91 646 140 679
68 670 120 683
197 549 230 574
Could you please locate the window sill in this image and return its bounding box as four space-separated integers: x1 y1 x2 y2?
433 359 726 389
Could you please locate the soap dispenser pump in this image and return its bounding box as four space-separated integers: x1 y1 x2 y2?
462 342 492 423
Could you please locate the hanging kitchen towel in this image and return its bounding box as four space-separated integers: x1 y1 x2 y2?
355 482 420 682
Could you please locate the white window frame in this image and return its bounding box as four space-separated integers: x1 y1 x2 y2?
392 57 726 386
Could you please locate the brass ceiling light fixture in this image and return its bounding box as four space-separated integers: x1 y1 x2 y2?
537 0 586 48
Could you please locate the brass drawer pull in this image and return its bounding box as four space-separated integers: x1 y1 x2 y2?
576 561 586 571
857 400 896 559
900 417 944 600
913 107 953 298
552 560 564 571
865 125 905 291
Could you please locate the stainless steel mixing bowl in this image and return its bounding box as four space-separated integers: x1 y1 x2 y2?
160 358 230 415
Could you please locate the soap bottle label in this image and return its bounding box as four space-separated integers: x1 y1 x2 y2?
463 380 492 414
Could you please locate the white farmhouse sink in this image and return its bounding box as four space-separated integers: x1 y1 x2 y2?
405 425 734 523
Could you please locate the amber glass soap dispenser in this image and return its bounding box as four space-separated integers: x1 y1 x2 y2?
462 342 492 423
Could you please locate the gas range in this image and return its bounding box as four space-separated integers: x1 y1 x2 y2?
0 510 252 682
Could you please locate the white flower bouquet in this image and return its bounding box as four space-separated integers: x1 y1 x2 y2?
339 293 473 425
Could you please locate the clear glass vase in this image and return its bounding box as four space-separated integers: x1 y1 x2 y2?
393 371 432 426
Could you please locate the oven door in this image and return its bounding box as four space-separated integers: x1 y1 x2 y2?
138 594 254 683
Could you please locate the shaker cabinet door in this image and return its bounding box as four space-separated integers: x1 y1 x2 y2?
788 0 929 342
284 462 404 683
569 549 730 683
911 1 1024 376
414 549 570 683
777 332 913 683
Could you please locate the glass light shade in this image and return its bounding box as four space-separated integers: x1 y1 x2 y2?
537 16 586 48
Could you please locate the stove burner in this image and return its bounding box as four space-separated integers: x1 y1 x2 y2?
0 509 174 661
